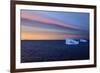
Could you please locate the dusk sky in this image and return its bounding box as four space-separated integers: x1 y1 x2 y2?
21 10 89 40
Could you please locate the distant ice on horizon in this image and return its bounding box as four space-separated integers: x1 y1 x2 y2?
65 39 79 45
65 39 88 45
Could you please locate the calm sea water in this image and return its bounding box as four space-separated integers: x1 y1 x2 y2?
21 40 89 63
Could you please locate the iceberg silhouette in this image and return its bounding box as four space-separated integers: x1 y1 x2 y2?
65 39 79 45
80 39 87 42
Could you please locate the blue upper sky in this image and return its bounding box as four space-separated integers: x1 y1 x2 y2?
22 10 89 31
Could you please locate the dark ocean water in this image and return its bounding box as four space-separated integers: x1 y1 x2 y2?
21 40 89 63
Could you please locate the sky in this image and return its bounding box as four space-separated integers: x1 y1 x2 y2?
21 10 89 40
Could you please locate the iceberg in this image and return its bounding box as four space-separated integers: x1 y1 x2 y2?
80 39 87 42
65 39 79 45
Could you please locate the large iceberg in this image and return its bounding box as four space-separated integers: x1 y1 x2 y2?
65 39 79 45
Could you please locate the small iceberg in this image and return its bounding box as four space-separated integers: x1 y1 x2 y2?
65 39 79 45
80 39 87 42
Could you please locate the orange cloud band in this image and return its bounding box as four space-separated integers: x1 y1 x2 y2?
21 32 81 40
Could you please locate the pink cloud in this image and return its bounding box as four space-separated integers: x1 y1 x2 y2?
21 12 80 30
